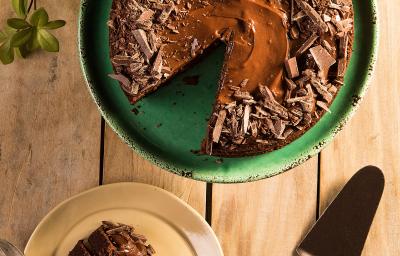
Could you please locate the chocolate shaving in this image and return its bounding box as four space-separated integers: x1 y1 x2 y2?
285 77 297 101
283 128 294 139
293 10 306 21
311 78 333 102
338 34 349 59
295 34 319 56
191 38 199 57
148 31 159 52
108 73 133 94
317 100 332 113
112 55 131 66
243 105 251 133
234 90 253 100
212 110 227 143
337 58 347 78
310 45 336 80
151 47 164 75
240 78 249 87
133 29 154 62
285 57 300 79
273 119 286 138
137 10 154 23
295 0 329 32
158 4 174 23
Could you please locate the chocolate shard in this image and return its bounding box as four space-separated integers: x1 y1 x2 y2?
112 55 131 66
240 78 249 87
338 34 349 59
292 10 306 21
151 46 164 75
108 74 139 96
147 31 159 52
311 78 333 102
212 110 227 143
132 29 154 62
285 57 300 79
295 0 329 32
322 40 333 52
273 119 286 138
243 105 251 133
108 73 131 89
233 90 253 100
317 100 332 113
284 77 297 101
337 58 347 78
259 84 289 119
190 38 199 57
137 10 154 22
310 45 336 80
295 34 319 56
158 4 174 23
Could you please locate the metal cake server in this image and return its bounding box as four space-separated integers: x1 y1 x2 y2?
297 166 385 256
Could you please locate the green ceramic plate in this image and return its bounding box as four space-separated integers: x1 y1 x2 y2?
79 0 378 183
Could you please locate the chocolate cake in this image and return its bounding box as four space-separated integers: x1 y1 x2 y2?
69 221 155 256
108 0 354 157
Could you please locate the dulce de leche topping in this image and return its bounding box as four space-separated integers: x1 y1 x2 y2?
161 0 289 104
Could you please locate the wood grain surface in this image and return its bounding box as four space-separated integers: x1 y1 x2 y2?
102 125 206 215
212 159 318 256
0 0 399 255
319 1 400 255
0 1 100 249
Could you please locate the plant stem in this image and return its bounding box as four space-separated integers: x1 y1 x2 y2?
34 0 37 10
27 0 34 14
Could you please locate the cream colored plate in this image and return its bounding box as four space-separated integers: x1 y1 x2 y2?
24 183 223 256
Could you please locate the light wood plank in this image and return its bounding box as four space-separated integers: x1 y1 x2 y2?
319 0 400 255
0 0 101 249
103 126 206 216
212 159 318 255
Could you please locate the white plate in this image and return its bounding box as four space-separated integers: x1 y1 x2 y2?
25 183 223 256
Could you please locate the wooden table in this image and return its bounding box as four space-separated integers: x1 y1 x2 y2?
0 1 399 255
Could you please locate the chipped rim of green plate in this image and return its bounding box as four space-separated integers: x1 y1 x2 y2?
78 0 379 183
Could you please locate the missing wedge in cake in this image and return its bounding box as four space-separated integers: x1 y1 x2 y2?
108 0 354 157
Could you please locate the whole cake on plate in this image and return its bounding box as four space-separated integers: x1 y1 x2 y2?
108 0 354 157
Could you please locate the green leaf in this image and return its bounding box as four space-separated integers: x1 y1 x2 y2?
11 0 28 18
37 29 59 52
41 20 66 30
26 27 39 51
16 44 30 58
4 25 17 35
30 8 49 27
11 28 33 47
7 18 31 29
0 31 7 43
0 40 15 64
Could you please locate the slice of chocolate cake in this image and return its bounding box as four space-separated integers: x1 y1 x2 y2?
108 0 354 157
69 240 92 256
68 221 155 256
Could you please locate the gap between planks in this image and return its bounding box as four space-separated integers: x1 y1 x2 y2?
99 118 106 185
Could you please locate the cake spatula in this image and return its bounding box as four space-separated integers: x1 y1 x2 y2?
296 166 384 256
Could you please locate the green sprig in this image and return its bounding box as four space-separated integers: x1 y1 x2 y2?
0 0 66 64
